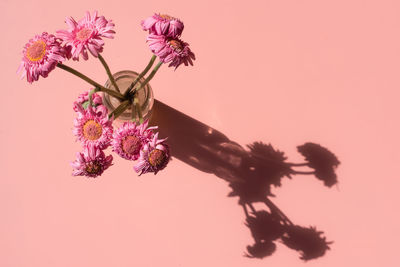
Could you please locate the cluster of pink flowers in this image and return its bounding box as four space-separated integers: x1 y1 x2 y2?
71 92 114 177
71 91 170 178
113 121 170 175
142 14 195 69
18 11 115 83
18 12 195 84
18 11 194 178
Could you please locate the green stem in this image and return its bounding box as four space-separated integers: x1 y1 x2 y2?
108 100 130 120
124 55 157 98
131 102 136 121
98 54 120 93
88 87 100 106
129 61 163 98
57 63 125 101
133 94 143 124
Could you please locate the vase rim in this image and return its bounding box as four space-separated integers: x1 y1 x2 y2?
103 70 154 122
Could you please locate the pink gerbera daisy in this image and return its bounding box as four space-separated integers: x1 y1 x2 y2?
57 11 115 60
17 32 66 83
147 34 195 69
134 133 170 175
71 145 113 178
73 104 113 149
112 120 156 160
141 13 184 37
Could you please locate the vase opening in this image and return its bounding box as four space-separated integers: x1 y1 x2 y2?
103 70 154 122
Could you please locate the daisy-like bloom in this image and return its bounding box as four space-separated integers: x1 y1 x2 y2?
134 133 170 175
71 145 113 178
73 90 103 112
141 13 184 37
56 11 115 60
112 120 157 160
73 104 113 149
17 32 66 83
147 34 195 69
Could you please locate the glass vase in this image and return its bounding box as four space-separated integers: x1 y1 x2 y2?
103 70 154 122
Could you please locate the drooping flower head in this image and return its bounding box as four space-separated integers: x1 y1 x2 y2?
112 120 157 160
134 133 170 175
71 145 113 178
73 104 113 149
141 13 184 37
73 90 108 118
73 90 103 111
17 32 66 83
147 34 195 69
57 11 115 60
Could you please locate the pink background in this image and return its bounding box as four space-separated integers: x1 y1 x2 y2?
1 0 400 266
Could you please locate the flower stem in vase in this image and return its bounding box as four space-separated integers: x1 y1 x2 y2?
124 55 157 98
129 61 163 98
98 54 121 93
133 93 143 124
131 102 136 121
108 100 131 120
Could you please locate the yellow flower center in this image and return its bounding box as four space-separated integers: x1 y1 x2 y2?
83 120 103 141
76 28 93 41
168 39 183 52
26 40 46 62
160 14 173 20
148 149 166 167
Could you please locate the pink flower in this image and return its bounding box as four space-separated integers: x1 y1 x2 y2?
71 145 113 178
73 90 103 111
73 104 113 149
57 11 115 60
17 32 66 83
147 34 195 69
141 13 184 37
134 133 170 175
112 120 157 160
73 90 108 119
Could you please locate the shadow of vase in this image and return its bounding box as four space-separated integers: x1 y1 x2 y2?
150 99 255 183
149 99 338 261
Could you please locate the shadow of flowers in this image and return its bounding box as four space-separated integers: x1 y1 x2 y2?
150 100 339 261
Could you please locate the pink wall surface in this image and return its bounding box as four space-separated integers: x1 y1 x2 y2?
2 0 400 266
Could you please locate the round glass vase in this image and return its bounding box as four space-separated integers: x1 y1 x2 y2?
103 70 154 122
